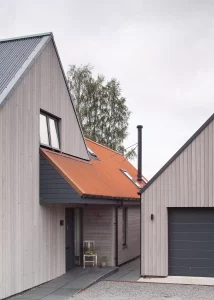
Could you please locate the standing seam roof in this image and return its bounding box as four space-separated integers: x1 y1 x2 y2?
0 37 43 95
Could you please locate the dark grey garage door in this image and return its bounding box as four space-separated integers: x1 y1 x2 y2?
168 208 214 277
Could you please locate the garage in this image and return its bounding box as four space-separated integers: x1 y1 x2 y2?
140 114 214 278
168 208 214 277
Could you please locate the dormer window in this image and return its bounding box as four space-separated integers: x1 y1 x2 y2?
40 112 60 150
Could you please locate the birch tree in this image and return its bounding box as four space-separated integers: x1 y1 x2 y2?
67 64 136 159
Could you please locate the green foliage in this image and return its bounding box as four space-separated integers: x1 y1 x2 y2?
83 245 96 255
67 64 136 160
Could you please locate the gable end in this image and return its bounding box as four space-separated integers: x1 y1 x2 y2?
140 113 214 194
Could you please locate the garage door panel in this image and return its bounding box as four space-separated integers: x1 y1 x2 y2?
169 249 214 259
170 223 214 233
169 266 214 277
170 240 214 251
169 232 214 242
169 209 214 223
169 257 214 268
168 208 214 277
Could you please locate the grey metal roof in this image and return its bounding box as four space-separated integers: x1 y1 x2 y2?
0 37 41 95
0 33 52 107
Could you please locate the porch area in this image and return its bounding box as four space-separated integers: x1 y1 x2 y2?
12 267 118 300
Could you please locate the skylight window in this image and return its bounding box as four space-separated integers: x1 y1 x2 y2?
40 112 60 150
87 147 97 157
120 169 142 189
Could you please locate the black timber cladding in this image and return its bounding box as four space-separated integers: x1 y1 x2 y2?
139 113 214 194
168 208 214 277
40 154 81 203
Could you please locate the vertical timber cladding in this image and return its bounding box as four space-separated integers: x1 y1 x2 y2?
83 206 115 266
39 39 89 160
0 36 91 299
117 206 140 265
141 116 214 277
168 208 214 277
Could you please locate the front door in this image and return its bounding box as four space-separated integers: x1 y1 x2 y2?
66 208 75 271
74 208 83 266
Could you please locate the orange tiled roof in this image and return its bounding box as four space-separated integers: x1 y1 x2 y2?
40 139 147 200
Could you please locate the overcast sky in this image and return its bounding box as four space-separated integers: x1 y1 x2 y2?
1 0 214 179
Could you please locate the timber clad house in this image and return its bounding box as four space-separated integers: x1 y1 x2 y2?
0 32 147 299
140 113 214 279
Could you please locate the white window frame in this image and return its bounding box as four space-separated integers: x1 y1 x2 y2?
40 111 60 150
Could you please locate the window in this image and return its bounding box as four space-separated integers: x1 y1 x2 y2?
40 114 49 145
87 147 97 157
120 169 142 188
87 147 99 160
49 118 59 149
122 207 128 247
40 112 60 149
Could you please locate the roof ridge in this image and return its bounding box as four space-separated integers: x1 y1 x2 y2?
85 138 123 156
0 32 52 43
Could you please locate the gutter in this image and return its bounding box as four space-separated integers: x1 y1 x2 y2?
81 193 140 201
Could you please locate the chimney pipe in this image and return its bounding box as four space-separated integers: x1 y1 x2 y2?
137 125 143 181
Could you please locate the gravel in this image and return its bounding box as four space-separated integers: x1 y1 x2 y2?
73 280 214 300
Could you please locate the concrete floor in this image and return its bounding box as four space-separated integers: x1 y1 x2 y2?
10 257 140 300
105 258 140 282
138 275 214 286
11 267 118 300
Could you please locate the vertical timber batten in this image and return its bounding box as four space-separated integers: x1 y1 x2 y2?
0 37 89 299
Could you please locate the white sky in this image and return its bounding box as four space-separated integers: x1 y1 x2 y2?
1 0 214 179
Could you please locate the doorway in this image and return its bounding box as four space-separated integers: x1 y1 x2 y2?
74 208 83 266
65 208 83 271
66 208 75 271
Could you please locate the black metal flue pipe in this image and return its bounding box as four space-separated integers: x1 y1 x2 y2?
137 125 143 181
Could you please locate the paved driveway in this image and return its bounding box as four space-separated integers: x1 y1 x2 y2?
73 258 214 300
105 258 140 281
73 280 214 300
11 267 117 300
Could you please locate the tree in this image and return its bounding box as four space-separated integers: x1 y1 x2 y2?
67 64 136 160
